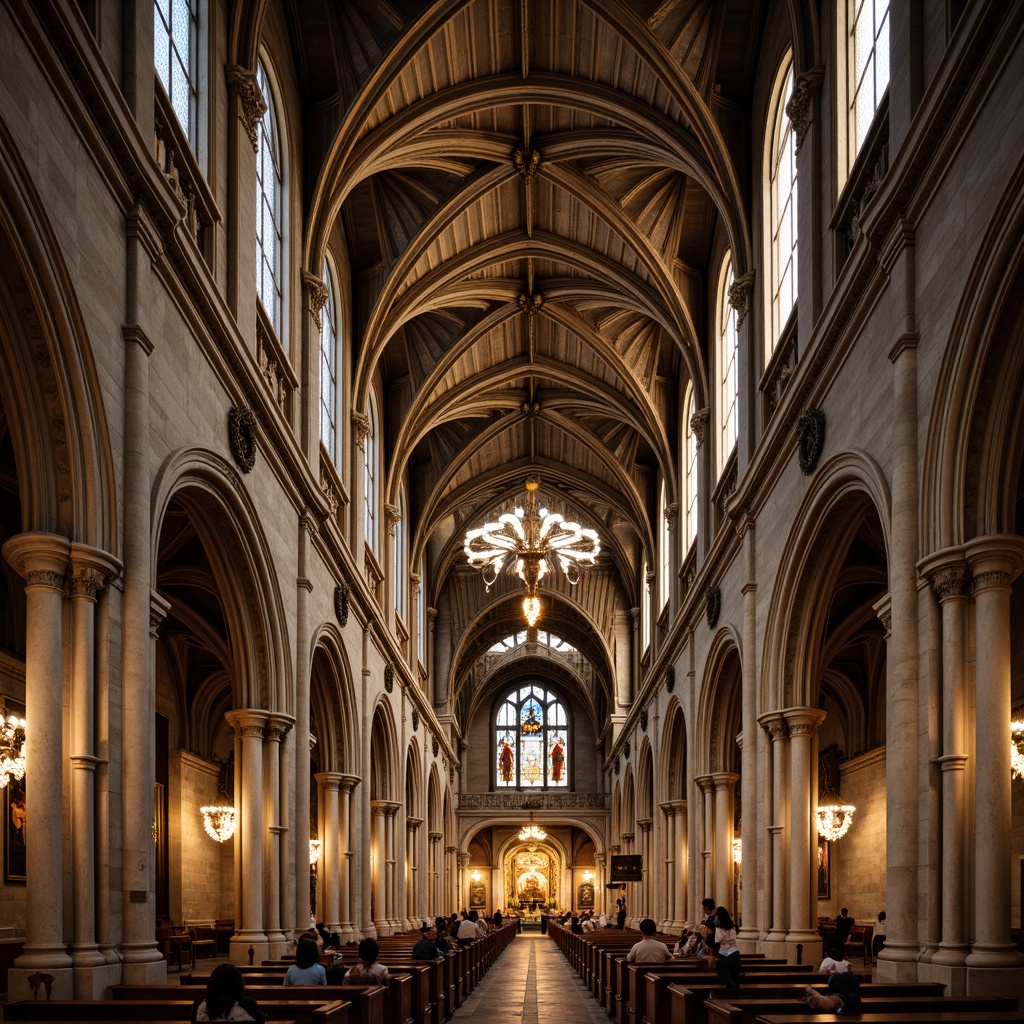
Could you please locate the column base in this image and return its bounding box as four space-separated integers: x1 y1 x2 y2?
966 962 1024 998
8 966 74 1001
737 928 760 953
918 959 968 996
930 942 970 967
340 923 358 940
781 932 820 967
73 962 123 999
120 957 168 984
230 934 270 966
874 944 922 983
374 919 393 936
965 945 1024 969
267 937 292 960
70 944 107 969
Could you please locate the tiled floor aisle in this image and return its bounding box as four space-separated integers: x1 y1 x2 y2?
452 933 609 1024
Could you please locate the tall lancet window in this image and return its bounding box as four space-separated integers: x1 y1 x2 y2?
768 53 797 353
495 685 568 789
256 59 285 342
154 0 199 148
683 381 698 551
320 259 339 460
716 254 738 477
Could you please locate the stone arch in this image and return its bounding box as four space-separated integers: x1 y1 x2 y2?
760 450 891 710
0 116 117 550
309 624 360 774
696 627 744 775
921 160 1024 548
405 739 423 822
427 765 442 833
659 697 688 802
151 447 292 713
636 737 654 821
370 698 400 802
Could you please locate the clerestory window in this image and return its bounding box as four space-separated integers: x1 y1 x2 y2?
154 0 199 149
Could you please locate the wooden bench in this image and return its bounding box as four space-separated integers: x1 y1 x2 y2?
6 998 336 1023
706 995 1019 1024
754 1015 1024 1024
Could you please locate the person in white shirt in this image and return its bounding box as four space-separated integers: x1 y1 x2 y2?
625 918 671 963
457 910 481 946
581 913 595 932
597 912 608 928
818 942 851 975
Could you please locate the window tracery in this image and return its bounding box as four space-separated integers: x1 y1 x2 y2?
495 685 568 789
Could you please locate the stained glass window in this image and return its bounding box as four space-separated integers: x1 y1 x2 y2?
494 685 569 788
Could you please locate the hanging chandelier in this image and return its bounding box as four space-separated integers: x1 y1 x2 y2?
309 838 322 865
815 791 856 842
464 477 600 627
732 838 742 865
1011 718 1024 779
518 823 547 842
0 714 26 789
201 780 236 843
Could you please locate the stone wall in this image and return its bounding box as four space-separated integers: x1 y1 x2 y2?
179 754 232 924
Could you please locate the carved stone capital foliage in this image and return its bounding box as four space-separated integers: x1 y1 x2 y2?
786 66 824 153
516 291 543 316
513 148 541 181
705 585 721 628
932 567 969 600
352 411 370 451
690 407 710 447
334 581 350 627
629 607 640 630
411 708 419 732
624 740 631 758
303 271 329 331
225 64 267 154
728 271 755 327
971 570 1011 593
427 607 438 631
796 407 826 475
70 566 106 598
639 708 648 732
26 569 66 591
385 503 401 536
228 406 258 473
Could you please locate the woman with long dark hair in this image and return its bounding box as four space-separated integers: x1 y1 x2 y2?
713 906 741 992
190 963 266 1022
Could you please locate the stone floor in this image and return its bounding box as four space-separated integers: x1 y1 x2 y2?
453 933 609 1024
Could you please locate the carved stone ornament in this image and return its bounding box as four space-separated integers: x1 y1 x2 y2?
639 708 648 732
513 148 541 181
690 407 710 448
228 406 258 473
303 272 329 332
624 740 631 759
412 708 420 732
614 757 620 776
785 67 824 153
706 584 721 628
226 65 267 155
334 582 350 627
728 272 755 328
432 736 439 757
796 407 826 475
384 662 395 693
665 665 675 693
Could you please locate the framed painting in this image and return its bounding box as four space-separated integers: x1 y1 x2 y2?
817 836 830 900
5 776 26 883
577 882 595 909
469 879 487 909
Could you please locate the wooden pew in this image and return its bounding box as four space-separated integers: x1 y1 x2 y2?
754 1015 1024 1024
706 994 1019 1024
6 997 340 1024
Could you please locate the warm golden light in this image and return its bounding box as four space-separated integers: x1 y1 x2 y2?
200 793 237 843
523 595 541 627
309 839 322 864
518 823 547 841
0 714 26 789
815 802 856 841
1012 720 1024 779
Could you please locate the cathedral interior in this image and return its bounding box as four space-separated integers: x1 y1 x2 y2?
0 0 1022 1004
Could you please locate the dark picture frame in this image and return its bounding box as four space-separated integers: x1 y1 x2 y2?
817 835 830 900
577 882 595 908
469 879 487 908
5 776 26 883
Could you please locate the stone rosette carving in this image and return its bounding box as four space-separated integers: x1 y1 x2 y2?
706 584 721 628
334 582 350 626
665 665 675 693
384 662 394 693
796 407 826 475
228 406 257 473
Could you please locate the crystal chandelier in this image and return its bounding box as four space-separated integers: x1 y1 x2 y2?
731 838 742 865
201 778 236 843
309 838 322 865
815 792 856 841
0 714 26 789
518 823 547 842
1012 718 1024 780
464 477 600 627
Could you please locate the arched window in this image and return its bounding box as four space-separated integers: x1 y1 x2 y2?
641 560 651 653
416 558 426 665
839 0 890 184
320 258 339 460
364 393 379 554
768 53 797 354
394 487 407 621
154 0 199 148
659 479 671 612
683 381 698 551
256 59 284 341
716 254 738 476
495 684 568 789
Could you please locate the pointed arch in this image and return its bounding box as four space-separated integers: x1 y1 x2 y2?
309 623 360 774
696 627 744 776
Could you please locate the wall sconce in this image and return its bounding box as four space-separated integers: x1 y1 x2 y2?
583 870 594 880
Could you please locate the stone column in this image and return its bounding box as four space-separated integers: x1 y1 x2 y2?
613 610 633 714
658 803 676 931
339 776 359 939
919 554 970 966
294 513 315 936
67 545 121 996
964 536 1024 968
665 503 679 620
672 802 688 927
94 584 117 965
737 517 759 941
433 608 452 711
226 709 270 963
878 254 920 977
407 817 423 926
316 773 343 933
2 535 73 999
446 846 458 913
385 503 401 631
371 801 389 933
264 714 291 952
712 773 739 909
784 708 825 946
690 408 710 562
429 832 443 914
695 776 714 899
386 802 401 931
759 712 788 942
637 819 653 917
457 851 471 911
409 574 421 669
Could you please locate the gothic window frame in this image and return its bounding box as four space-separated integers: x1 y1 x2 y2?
394 486 407 623
659 479 671 613
716 253 738 478
416 556 426 666
641 559 652 654
256 58 285 344
683 380 698 552
767 51 798 356
494 684 570 790
364 391 379 555
320 257 339 462
154 0 200 151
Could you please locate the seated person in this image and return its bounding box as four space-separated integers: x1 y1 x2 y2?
343 937 390 984
871 910 886 959
673 928 699 957
284 935 326 986
316 921 340 949
191 963 266 1022
804 970 861 1014
412 923 442 960
818 941 851 975
434 917 452 953
626 918 672 963
457 910 481 946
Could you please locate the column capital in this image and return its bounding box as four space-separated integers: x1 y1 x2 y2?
339 773 361 793
69 543 122 597
918 546 971 601
302 270 329 331
315 772 345 791
457 851 471 867
690 407 710 447
225 708 270 738
660 798 687 814
150 589 172 637
781 706 826 736
710 772 741 792
406 817 423 832
224 63 266 153
636 817 653 833
964 535 1024 592
757 710 788 740
872 591 892 635
786 65 824 152
428 831 443 842
693 773 715 793
352 411 370 451
265 713 294 741
3 532 70 588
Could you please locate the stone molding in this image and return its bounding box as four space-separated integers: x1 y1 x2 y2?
690 407 710 447
225 64 266 154
457 792 607 809
303 271 329 331
786 66 824 152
